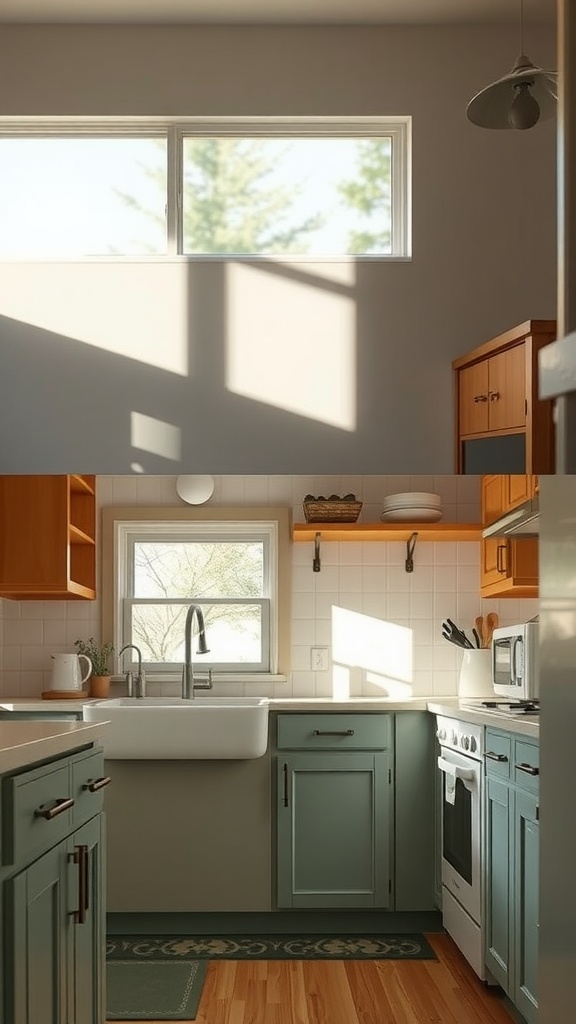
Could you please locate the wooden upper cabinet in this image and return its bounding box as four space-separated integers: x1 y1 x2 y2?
480 475 538 599
453 320 556 473
0 475 96 600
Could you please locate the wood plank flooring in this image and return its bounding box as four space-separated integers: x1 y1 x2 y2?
108 932 518 1024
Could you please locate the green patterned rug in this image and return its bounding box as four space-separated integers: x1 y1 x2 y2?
107 932 437 962
106 957 207 1021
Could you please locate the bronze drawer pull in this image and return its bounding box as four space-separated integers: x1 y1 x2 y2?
82 776 112 793
72 844 90 924
312 729 355 736
496 544 507 573
34 797 75 820
515 762 539 776
485 751 508 762
473 393 488 403
283 763 289 807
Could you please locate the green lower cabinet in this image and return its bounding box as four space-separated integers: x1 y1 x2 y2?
514 790 539 1024
485 776 512 992
277 751 390 908
484 730 539 1024
3 814 104 1024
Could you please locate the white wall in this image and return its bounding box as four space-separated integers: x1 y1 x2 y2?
0 473 538 698
0 23 557 473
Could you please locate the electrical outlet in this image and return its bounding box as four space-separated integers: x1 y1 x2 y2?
310 647 329 671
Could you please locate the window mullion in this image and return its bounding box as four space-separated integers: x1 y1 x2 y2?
166 125 182 254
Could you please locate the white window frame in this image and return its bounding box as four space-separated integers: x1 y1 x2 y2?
0 116 412 260
101 505 291 683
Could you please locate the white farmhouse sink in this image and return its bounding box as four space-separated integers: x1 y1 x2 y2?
82 696 270 760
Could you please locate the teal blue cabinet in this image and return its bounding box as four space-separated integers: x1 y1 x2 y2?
1 745 106 1024
484 729 539 1024
275 713 392 909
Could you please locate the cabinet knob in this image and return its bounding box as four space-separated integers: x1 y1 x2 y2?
488 391 500 401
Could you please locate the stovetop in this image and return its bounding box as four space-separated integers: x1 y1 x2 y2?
461 699 540 717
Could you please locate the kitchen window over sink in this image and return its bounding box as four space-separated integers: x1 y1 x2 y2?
0 118 411 259
102 506 291 681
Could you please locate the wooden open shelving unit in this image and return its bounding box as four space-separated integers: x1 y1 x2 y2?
293 522 482 542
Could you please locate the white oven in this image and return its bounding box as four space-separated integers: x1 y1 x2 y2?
436 715 486 980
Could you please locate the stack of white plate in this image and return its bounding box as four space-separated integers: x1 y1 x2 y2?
380 492 443 523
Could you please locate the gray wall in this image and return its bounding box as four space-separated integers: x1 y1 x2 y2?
0 24 557 473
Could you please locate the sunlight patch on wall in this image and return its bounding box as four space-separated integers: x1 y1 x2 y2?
331 605 413 697
225 262 356 430
131 412 181 461
0 262 189 374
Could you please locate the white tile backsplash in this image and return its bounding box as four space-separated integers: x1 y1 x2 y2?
0 474 538 700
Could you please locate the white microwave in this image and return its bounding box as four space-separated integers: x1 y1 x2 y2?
491 621 539 701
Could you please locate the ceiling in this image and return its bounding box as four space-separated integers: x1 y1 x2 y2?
0 0 556 26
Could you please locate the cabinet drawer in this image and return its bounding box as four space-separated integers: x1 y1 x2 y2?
484 731 512 779
513 739 539 793
2 760 73 866
71 747 109 825
276 713 391 750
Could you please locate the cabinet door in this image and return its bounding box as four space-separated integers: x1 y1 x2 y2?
68 816 105 1024
277 752 390 909
484 777 512 994
5 841 68 1024
458 361 489 435
514 791 539 1024
487 346 526 431
506 475 535 510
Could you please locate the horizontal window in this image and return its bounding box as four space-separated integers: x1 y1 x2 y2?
0 119 411 259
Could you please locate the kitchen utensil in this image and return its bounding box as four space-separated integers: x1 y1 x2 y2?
472 627 481 649
49 652 93 692
458 648 494 698
486 612 499 645
474 615 485 647
441 619 474 649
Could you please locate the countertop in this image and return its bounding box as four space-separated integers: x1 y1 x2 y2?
0 695 539 738
0 720 108 774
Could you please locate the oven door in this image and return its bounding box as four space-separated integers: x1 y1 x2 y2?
438 747 482 924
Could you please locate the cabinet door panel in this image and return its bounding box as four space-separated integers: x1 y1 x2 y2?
488 346 526 431
459 362 489 435
68 816 105 1024
5 841 68 1024
277 752 390 909
514 791 539 1024
485 777 512 993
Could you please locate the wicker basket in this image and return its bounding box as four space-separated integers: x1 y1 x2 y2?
303 500 363 523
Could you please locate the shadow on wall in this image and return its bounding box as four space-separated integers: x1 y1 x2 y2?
0 257 453 475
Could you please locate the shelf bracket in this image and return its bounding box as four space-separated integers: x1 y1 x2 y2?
405 532 418 573
313 532 321 572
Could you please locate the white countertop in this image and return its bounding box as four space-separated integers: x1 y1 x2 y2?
0 695 539 738
0 720 108 774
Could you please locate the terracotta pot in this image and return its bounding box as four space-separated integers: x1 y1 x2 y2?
89 675 111 698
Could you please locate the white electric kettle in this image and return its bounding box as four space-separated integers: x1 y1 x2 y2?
50 653 93 692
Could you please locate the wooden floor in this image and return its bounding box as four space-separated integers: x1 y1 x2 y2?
110 932 518 1024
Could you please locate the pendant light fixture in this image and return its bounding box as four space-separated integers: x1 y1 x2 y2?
466 0 557 130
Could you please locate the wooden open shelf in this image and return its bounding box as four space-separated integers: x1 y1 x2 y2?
293 522 483 542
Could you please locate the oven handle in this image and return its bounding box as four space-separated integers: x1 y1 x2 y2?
437 756 477 792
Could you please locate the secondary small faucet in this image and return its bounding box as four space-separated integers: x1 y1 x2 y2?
182 604 212 699
119 644 146 698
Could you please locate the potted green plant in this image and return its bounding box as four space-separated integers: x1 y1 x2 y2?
74 637 115 697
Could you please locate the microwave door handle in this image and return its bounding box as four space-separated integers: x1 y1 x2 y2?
511 637 519 685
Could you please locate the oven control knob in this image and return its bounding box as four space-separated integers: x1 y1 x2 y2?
469 736 477 753
437 728 446 742
451 730 458 746
461 734 470 750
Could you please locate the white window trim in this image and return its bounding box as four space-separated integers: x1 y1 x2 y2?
0 116 412 261
101 505 291 684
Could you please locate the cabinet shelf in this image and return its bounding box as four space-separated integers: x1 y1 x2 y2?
293 523 482 542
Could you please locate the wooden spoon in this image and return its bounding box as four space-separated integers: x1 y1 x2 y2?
486 611 499 645
474 616 485 648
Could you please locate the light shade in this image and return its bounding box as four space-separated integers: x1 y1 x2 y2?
467 54 558 130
